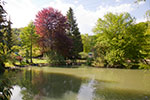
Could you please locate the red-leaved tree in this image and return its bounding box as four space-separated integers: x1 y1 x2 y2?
35 7 72 58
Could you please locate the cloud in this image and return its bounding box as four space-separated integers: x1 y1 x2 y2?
75 3 135 34
138 1 145 5
97 4 134 14
5 0 38 28
42 0 75 15
136 17 146 23
115 0 121 2
43 1 135 34
5 0 137 35
74 0 78 4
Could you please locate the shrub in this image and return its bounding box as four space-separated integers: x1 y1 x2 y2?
86 57 93 66
139 63 150 69
45 51 65 66
79 52 88 59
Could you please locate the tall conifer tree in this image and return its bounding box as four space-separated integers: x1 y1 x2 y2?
0 0 7 71
67 7 83 59
0 1 14 72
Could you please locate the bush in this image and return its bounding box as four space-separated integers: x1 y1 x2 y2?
79 52 88 59
92 57 104 67
45 51 65 66
139 63 150 69
86 57 93 66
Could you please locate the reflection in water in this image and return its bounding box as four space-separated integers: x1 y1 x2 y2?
0 68 150 100
10 85 23 100
11 69 83 100
77 79 96 100
0 70 21 100
11 75 97 100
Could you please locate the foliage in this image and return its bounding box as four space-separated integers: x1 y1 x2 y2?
45 51 65 66
134 22 149 57
0 78 13 100
0 0 8 71
20 22 39 63
137 22 150 69
12 28 22 36
11 28 22 46
0 0 16 71
0 20 14 63
92 57 105 67
139 63 150 69
79 52 88 59
93 12 147 68
81 34 97 53
66 7 83 59
35 7 72 65
86 57 94 66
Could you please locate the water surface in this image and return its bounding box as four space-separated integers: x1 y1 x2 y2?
1 67 150 100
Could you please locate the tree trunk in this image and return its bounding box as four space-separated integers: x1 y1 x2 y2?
26 50 29 64
30 39 33 64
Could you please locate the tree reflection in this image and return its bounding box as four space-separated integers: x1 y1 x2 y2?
17 69 82 99
0 78 13 100
0 70 17 100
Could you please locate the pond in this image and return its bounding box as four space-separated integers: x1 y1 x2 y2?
1 67 150 100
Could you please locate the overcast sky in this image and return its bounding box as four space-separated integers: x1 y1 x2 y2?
5 0 149 34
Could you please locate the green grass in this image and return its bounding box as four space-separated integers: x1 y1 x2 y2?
5 58 48 67
5 62 15 67
32 58 48 64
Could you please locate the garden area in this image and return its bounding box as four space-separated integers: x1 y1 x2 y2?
0 0 150 71
0 0 150 100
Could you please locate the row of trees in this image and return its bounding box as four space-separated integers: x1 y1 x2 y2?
0 0 149 70
1 5 83 70
81 12 150 69
21 0 150 69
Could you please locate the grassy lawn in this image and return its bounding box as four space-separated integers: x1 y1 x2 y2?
32 58 48 64
5 58 48 67
5 58 87 68
5 62 15 67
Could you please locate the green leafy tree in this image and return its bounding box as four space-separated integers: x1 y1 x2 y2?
81 34 96 53
142 22 150 59
141 11 150 60
20 22 39 63
93 13 147 68
11 28 22 47
67 7 83 59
